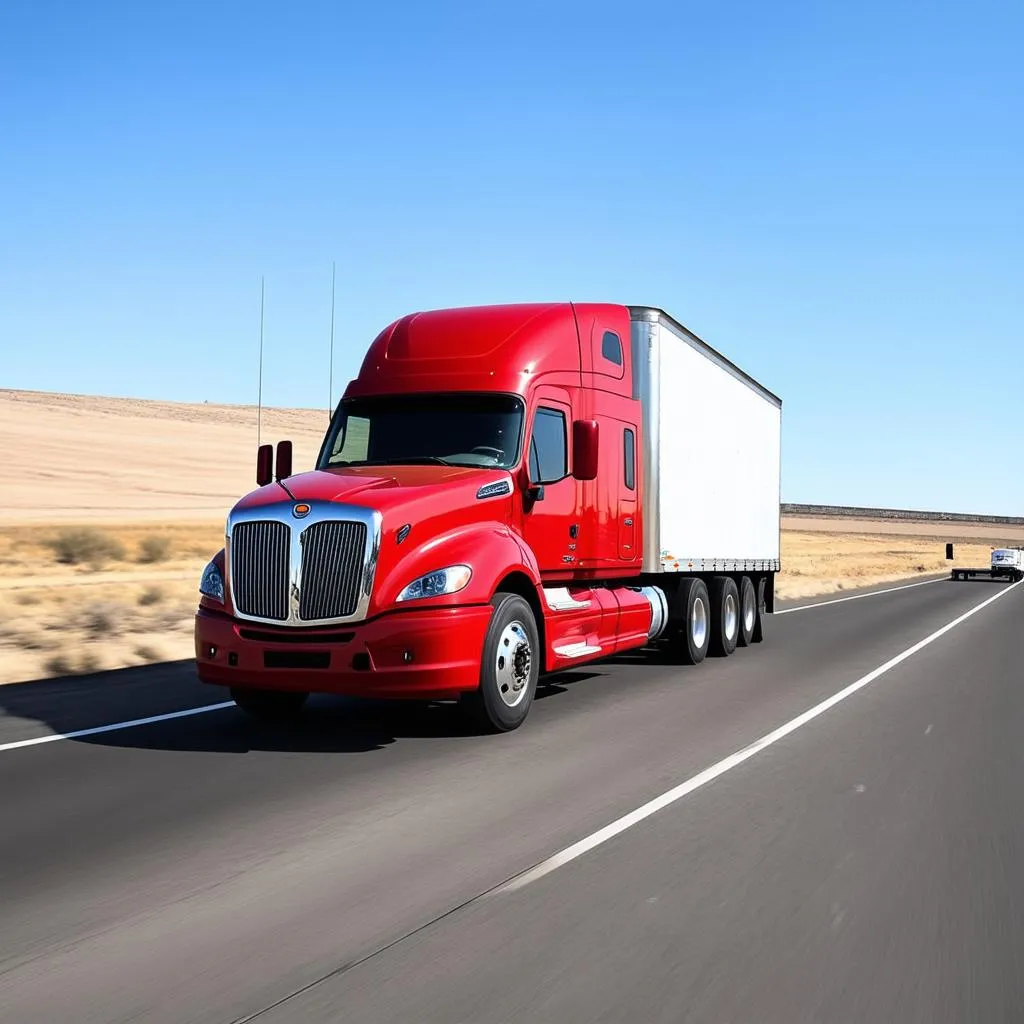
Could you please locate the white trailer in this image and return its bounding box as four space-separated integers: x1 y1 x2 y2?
629 306 782 661
630 307 781 574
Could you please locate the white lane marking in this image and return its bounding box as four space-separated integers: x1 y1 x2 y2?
0 702 235 753
776 576 946 615
497 578 1022 893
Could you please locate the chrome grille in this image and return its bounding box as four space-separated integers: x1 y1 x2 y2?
231 521 290 621
299 521 368 620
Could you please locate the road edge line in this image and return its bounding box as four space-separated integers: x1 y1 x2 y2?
776 576 946 615
0 702 235 753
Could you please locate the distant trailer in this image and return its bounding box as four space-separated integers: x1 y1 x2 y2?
951 547 1024 583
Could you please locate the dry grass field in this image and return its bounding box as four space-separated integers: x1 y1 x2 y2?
1 389 1019 684
0 388 329 524
777 530 1006 601
0 522 222 684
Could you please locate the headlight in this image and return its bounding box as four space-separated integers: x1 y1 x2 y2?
396 565 472 602
199 560 225 602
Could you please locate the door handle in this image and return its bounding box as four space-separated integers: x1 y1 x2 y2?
624 518 633 526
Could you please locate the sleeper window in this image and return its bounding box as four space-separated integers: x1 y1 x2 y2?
601 331 623 366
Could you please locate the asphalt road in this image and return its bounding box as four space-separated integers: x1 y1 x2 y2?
1 574 1021 1022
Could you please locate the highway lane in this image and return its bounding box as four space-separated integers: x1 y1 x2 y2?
0 575 1019 1022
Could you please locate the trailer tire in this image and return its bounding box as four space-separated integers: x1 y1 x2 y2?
737 575 757 647
667 577 710 665
753 576 767 643
461 592 539 733
231 687 308 720
709 576 740 657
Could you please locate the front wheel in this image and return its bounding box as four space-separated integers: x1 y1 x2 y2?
462 592 540 732
231 687 309 721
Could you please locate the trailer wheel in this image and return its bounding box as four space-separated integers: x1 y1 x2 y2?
461 592 539 733
737 575 756 647
666 577 710 665
709 576 740 657
753 576 767 643
230 687 308 720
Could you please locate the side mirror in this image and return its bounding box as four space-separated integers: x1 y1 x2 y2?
275 440 293 481
256 444 273 486
572 420 599 481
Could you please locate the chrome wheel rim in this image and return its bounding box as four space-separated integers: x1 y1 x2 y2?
743 591 756 633
495 621 532 708
724 593 738 640
691 597 708 649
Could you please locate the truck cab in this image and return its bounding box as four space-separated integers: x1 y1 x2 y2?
990 548 1024 581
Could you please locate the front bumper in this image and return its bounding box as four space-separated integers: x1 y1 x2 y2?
194 603 493 699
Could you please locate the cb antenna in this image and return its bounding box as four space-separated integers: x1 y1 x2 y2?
328 260 336 418
257 274 265 447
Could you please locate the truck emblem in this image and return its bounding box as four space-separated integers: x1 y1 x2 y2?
292 503 311 519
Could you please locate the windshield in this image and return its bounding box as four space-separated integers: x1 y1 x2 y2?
317 393 524 470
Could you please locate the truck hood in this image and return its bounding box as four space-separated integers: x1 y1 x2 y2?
233 465 515 520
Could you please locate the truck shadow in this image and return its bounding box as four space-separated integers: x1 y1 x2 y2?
0 660 603 755
606 640 731 665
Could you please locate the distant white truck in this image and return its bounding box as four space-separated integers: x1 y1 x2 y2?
951 547 1024 583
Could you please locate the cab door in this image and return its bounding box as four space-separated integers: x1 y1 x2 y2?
519 389 578 577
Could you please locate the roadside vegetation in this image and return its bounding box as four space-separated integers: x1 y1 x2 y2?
0 521 222 683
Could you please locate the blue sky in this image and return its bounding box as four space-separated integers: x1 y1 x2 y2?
1 1 1021 513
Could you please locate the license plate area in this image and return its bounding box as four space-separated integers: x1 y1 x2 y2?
263 650 331 670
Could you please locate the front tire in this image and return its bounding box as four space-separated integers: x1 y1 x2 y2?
231 687 309 720
462 592 540 732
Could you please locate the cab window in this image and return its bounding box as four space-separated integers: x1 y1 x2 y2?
529 408 567 483
602 331 623 366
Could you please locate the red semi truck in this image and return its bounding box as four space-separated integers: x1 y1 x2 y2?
194 302 782 731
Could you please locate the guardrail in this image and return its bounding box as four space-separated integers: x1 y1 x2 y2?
782 503 1024 526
